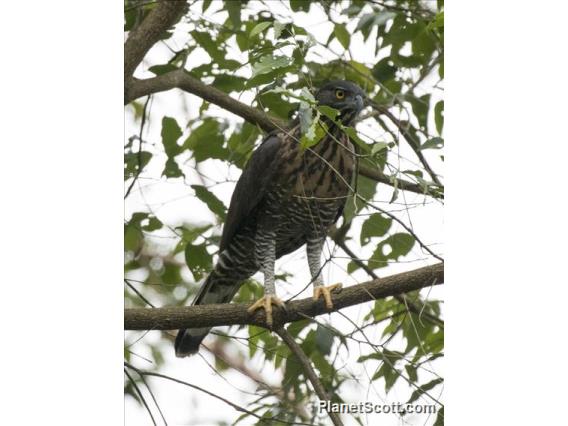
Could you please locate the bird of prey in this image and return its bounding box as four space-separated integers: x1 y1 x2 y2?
175 80 365 357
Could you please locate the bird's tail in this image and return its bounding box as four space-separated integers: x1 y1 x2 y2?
174 271 242 357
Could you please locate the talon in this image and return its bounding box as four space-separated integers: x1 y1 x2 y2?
313 283 342 310
247 295 285 327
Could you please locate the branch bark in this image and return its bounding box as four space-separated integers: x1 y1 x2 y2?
124 0 187 82
123 3 442 197
124 263 443 330
125 70 288 132
276 327 344 426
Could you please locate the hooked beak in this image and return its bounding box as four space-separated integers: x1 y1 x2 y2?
353 94 364 112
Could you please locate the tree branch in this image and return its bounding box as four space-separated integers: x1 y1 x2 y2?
123 5 441 196
125 70 287 132
358 162 442 198
328 228 444 327
124 263 443 330
125 69 439 197
369 101 443 187
275 327 344 426
124 0 187 82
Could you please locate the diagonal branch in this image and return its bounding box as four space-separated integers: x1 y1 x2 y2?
276 327 344 426
125 69 287 132
125 69 438 197
358 162 442 198
124 263 443 330
124 0 188 81
369 101 443 187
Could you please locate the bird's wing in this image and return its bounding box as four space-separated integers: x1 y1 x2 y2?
219 132 283 251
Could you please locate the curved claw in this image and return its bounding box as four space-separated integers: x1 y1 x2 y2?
313 283 342 310
247 295 285 327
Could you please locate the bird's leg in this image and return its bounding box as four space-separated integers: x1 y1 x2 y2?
247 229 285 327
307 236 342 310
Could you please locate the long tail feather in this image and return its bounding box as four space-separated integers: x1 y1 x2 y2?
174 272 241 357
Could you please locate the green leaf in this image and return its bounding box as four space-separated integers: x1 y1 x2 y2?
343 175 377 223
372 58 397 83
421 137 444 150
148 63 178 76
372 363 399 393
184 119 228 162
141 215 162 231
317 105 340 121
161 116 182 157
174 224 213 254
346 260 360 274
287 319 312 337
334 24 350 50
224 0 241 29
408 94 430 131
343 126 369 152
371 142 389 156
250 21 272 38
124 151 152 180
273 21 286 39
300 115 327 150
289 0 310 12
315 325 334 356
369 233 415 269
405 364 418 383
434 100 444 134
356 11 396 34
191 31 224 63
191 185 227 219
202 0 212 13
360 213 392 245
212 75 246 92
251 55 292 79
161 263 182 285
407 378 444 404
163 157 183 178
184 242 212 280
428 11 444 32
434 406 444 426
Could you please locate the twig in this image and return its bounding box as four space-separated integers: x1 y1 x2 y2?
358 194 444 262
125 95 151 199
369 101 442 187
329 230 444 328
124 368 157 426
275 327 344 426
124 362 313 426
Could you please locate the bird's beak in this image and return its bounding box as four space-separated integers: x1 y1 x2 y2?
353 94 364 112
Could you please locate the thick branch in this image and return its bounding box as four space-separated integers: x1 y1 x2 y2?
125 70 287 132
124 263 443 330
124 0 187 81
126 71 437 197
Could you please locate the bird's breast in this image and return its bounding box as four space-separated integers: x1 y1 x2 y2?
278 132 355 201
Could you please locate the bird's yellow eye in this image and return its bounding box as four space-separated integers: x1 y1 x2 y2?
335 89 345 99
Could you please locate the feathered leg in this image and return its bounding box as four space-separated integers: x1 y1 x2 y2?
247 228 284 327
307 236 341 309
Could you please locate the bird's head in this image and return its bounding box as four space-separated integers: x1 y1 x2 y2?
315 80 366 125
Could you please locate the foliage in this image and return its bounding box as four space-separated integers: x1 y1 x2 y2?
124 1 444 425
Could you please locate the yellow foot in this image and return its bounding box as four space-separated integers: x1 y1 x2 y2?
247 295 285 327
313 283 342 310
